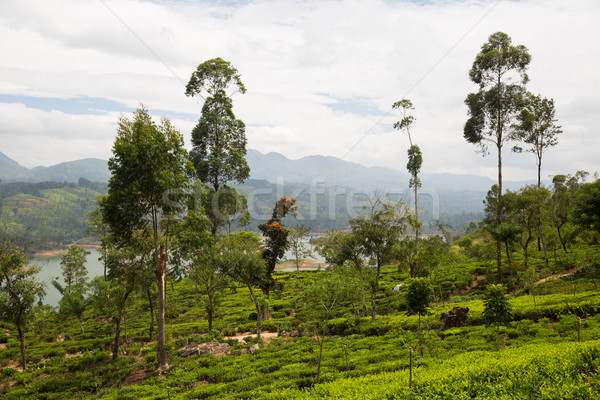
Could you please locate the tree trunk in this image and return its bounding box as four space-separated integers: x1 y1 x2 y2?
207 290 215 332
414 185 419 241
155 246 168 371
316 334 324 383
17 323 26 371
370 261 381 321
146 287 155 340
260 287 270 321
557 224 567 252
357 267 367 314
418 312 423 358
538 225 549 267
505 243 513 278
248 285 261 340
112 288 132 360
496 135 503 284
496 241 503 283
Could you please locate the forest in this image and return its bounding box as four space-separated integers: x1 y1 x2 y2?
1 32 600 399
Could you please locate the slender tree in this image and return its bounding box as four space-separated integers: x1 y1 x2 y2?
513 93 562 187
464 32 531 282
287 224 313 271
405 278 433 358
186 58 250 236
351 198 410 320
483 284 512 351
304 269 359 382
101 106 191 370
219 232 266 340
0 240 46 370
393 99 422 240
315 231 368 314
258 196 297 319
59 244 90 292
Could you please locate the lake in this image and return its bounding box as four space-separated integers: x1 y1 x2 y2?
31 248 105 307
32 238 325 306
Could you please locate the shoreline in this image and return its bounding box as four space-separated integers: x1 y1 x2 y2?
28 244 100 258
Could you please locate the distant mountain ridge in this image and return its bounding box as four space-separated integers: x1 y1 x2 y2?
0 150 535 192
0 152 109 183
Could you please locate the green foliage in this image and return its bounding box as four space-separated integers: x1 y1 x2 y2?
512 93 562 185
573 179 600 234
59 244 90 291
483 284 512 350
0 240 46 369
258 196 298 285
405 278 433 316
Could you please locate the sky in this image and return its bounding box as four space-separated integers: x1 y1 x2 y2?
0 0 598 182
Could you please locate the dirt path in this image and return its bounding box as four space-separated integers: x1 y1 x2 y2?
225 331 279 343
535 268 577 285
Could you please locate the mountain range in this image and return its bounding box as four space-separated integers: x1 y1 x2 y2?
0 149 535 192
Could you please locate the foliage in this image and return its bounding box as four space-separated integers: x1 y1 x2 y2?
351 199 411 320
405 278 432 317
483 284 512 350
258 196 297 296
101 105 191 370
288 224 313 270
59 244 90 292
512 93 562 186
186 58 249 236
573 179 600 234
0 240 46 370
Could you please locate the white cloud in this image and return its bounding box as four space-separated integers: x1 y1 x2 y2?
0 0 598 180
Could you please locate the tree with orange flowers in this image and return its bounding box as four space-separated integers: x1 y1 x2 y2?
257 196 297 319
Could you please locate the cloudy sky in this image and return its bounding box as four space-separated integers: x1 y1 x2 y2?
0 0 598 182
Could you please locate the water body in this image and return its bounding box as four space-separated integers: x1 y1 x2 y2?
31 249 104 307
32 239 325 306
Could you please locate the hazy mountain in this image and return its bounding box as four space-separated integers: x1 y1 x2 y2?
0 152 109 183
246 149 534 192
0 149 534 193
0 152 30 181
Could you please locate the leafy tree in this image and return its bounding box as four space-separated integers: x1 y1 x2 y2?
206 186 250 234
0 240 46 370
107 242 148 360
548 173 586 251
504 186 550 268
59 244 90 292
176 203 222 332
465 32 531 280
218 232 266 340
186 58 250 236
315 231 368 313
513 93 562 187
351 198 410 320
288 224 313 271
58 286 88 333
483 284 512 350
101 106 191 370
304 268 359 382
573 178 600 235
405 278 433 358
258 196 297 319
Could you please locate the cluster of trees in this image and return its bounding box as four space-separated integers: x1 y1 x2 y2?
478 171 599 281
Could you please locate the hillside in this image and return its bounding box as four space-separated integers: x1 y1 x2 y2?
1 243 599 399
0 181 105 249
